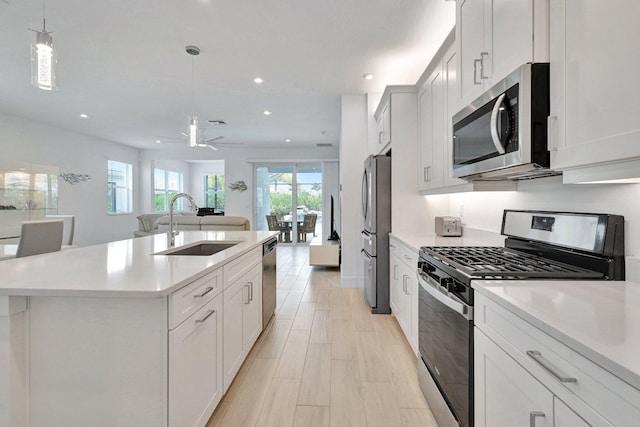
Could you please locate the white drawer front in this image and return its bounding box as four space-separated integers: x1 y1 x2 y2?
223 247 261 289
389 237 418 269
169 268 222 329
476 293 640 426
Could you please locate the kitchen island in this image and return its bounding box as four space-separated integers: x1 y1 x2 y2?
0 230 278 427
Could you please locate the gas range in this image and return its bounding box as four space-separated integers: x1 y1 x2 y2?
415 210 625 427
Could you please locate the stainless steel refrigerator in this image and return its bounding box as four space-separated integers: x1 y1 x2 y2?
361 154 391 314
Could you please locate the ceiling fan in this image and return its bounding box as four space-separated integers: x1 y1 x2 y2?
157 128 241 151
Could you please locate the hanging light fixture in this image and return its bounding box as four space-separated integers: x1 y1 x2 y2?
30 14 56 91
186 45 200 148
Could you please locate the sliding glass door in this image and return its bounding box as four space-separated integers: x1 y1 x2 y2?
255 163 322 244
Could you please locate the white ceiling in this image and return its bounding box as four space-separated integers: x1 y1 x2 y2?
0 0 455 150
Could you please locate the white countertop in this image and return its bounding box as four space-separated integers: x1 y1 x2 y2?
0 231 278 298
473 280 640 390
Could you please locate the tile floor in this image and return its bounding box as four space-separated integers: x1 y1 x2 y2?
206 245 438 427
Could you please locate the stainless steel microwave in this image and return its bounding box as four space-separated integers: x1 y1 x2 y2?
452 63 557 180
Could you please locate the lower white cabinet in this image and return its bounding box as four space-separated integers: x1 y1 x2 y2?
169 293 223 427
223 261 262 391
389 236 418 354
474 292 640 427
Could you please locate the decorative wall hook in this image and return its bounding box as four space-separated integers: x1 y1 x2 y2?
228 180 247 191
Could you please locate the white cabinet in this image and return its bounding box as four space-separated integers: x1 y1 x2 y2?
223 261 262 391
169 293 223 427
456 0 549 107
417 34 512 195
475 329 554 427
375 101 391 153
474 292 638 427
388 236 418 354
373 86 416 155
549 0 640 183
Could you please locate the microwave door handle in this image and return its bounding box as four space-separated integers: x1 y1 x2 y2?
490 93 507 154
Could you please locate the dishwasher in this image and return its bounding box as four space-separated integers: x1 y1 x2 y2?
262 237 278 330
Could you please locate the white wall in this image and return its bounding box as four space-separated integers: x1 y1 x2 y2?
445 176 640 257
340 95 369 288
0 112 140 246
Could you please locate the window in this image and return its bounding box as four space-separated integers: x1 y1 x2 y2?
154 168 183 211
204 174 225 210
107 160 133 214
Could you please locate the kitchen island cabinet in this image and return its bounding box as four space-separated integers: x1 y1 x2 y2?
0 230 278 427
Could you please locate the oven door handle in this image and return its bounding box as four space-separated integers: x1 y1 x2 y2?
490 93 507 154
416 271 473 321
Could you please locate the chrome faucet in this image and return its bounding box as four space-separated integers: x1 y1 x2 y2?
168 192 198 247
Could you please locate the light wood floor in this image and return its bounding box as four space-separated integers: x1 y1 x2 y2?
206 245 438 427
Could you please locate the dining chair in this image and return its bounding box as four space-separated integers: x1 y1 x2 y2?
297 214 317 243
266 215 286 242
16 219 64 258
45 214 75 245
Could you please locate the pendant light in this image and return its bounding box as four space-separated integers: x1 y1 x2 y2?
186 45 200 148
30 1 56 91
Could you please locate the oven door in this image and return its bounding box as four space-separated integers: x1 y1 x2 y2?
417 271 473 427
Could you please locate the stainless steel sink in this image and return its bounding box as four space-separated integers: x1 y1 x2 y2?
159 242 237 256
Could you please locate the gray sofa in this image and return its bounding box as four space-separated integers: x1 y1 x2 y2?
134 213 250 237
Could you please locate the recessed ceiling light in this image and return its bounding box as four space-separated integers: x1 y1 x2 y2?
254 77 264 84
362 73 374 80
155 140 161 144
263 110 272 116
285 138 291 142
79 113 89 118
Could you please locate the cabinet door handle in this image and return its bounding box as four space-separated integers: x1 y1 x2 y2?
244 284 251 304
424 166 431 182
195 309 216 324
480 52 489 79
526 350 577 383
402 275 407 293
394 264 399 280
529 411 545 427
194 287 214 298
249 281 254 301
547 116 558 151
473 59 482 85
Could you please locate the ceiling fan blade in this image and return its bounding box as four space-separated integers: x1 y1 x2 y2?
204 136 224 143
205 145 218 151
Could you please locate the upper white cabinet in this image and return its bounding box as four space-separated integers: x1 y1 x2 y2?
549 0 640 183
373 86 416 155
456 0 550 108
417 33 514 195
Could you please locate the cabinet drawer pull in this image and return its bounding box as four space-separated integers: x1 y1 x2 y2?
479 52 489 79
403 254 412 261
529 411 545 427
473 59 482 85
244 284 251 304
195 309 216 324
193 287 214 298
526 350 577 383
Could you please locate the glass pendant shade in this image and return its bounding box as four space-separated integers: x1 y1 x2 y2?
188 117 198 147
31 25 56 91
